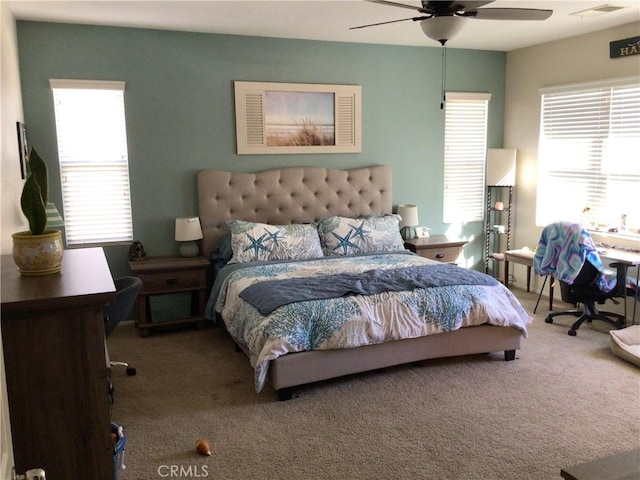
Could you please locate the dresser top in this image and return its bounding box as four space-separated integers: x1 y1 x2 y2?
1 247 115 313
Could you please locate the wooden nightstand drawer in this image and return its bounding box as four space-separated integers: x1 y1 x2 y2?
416 246 460 263
140 269 200 294
404 235 467 264
129 256 211 336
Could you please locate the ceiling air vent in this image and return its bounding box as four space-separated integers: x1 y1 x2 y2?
571 4 627 17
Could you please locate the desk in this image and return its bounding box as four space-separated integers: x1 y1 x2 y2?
505 249 554 312
504 249 534 292
522 248 640 322
560 448 640 480
599 249 640 325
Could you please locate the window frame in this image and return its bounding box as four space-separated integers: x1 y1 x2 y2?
442 91 491 224
537 76 640 236
50 79 134 247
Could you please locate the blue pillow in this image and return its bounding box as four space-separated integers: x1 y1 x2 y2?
210 232 233 268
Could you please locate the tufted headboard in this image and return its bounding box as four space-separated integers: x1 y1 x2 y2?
197 165 392 257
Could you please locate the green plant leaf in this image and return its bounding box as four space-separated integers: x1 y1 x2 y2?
20 148 48 235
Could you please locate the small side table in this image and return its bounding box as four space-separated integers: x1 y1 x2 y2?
404 236 467 264
504 249 554 312
504 249 535 292
129 256 211 337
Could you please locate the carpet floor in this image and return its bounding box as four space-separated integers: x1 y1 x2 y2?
107 289 640 480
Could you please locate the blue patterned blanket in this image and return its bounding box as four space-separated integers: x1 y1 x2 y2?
239 264 498 315
208 253 531 392
533 221 616 292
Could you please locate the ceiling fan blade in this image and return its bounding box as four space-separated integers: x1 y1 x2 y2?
423 1 494 12
366 0 427 13
465 8 553 21
350 16 427 30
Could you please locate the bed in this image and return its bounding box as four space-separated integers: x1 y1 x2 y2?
198 165 530 400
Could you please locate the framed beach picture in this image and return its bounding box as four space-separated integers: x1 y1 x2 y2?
234 81 361 154
16 122 28 179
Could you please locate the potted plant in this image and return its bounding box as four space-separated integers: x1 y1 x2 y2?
12 148 64 275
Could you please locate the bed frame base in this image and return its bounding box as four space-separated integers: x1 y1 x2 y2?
268 324 522 400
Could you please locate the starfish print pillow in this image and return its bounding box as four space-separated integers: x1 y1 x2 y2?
316 214 405 257
227 220 324 263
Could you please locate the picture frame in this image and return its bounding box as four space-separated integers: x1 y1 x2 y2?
234 81 362 155
16 122 28 179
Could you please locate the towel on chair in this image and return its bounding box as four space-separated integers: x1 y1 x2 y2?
533 221 616 293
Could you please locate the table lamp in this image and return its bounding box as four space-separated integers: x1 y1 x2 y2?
397 204 419 240
175 217 203 257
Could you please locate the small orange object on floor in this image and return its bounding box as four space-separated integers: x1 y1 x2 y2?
195 439 211 456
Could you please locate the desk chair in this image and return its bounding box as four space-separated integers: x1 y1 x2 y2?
534 222 627 336
105 276 142 375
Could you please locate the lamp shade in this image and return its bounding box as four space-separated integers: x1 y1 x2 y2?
45 202 64 228
175 217 203 242
486 148 517 186
397 204 419 227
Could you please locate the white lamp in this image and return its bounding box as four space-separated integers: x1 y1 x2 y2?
397 204 419 240
175 217 203 257
486 148 517 186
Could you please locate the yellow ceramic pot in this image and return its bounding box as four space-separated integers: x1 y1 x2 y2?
12 230 63 276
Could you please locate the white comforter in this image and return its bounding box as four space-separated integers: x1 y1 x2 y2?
212 253 531 392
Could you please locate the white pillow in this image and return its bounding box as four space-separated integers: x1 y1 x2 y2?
227 220 324 263
316 214 405 257
610 326 640 368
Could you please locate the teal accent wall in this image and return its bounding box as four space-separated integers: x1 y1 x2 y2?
17 21 506 277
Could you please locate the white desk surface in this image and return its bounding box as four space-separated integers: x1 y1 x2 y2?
598 249 640 266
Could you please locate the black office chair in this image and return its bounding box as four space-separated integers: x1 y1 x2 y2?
534 222 628 336
545 260 627 336
105 276 142 375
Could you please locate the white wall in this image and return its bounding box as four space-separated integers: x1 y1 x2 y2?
0 2 22 476
503 21 640 291
1 2 27 254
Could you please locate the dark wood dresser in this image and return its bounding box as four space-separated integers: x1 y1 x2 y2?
1 247 115 479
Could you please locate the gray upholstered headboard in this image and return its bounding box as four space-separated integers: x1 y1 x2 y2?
197 165 392 257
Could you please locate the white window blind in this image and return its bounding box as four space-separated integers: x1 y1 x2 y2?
537 77 640 232
443 92 491 223
50 79 133 246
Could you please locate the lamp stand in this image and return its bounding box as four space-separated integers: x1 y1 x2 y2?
400 226 416 240
179 241 199 258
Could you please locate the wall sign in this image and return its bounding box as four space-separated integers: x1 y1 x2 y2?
610 36 640 58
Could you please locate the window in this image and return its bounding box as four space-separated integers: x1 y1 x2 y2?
443 92 491 223
50 79 133 246
537 77 640 234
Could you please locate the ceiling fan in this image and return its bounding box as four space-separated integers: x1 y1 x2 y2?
352 1 553 109
351 1 553 45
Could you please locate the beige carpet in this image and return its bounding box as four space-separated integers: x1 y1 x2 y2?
107 290 640 480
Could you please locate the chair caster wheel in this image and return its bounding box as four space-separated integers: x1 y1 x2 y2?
545 316 553 324
568 329 577 336
126 367 137 376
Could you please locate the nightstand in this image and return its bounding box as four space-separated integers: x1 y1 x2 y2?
404 235 467 264
129 256 211 337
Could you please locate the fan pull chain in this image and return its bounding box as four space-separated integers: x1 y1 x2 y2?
440 43 447 110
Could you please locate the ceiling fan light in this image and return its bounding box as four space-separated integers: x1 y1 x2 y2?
420 16 468 44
